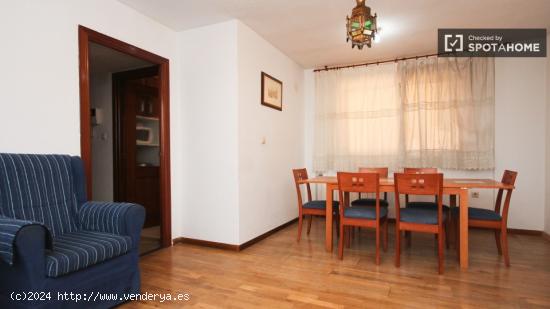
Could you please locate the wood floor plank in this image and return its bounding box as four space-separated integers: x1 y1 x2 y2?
123 222 550 308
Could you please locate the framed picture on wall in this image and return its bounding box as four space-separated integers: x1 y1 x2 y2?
261 72 283 111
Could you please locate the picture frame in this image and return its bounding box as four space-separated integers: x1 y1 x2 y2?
261 72 283 111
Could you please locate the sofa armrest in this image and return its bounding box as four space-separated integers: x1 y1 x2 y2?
0 225 48 293
0 216 51 266
78 202 145 248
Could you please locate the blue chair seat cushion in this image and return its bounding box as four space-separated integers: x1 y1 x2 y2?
45 230 133 278
451 207 502 221
344 206 388 220
303 200 339 211
399 208 447 225
351 198 389 207
407 201 449 211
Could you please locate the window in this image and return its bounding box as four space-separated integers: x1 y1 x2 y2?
313 57 495 172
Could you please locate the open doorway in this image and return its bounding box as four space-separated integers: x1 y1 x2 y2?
79 26 171 253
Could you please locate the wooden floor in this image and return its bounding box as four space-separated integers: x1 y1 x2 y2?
140 226 161 254
123 220 550 308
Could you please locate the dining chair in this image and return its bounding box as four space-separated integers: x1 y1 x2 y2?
352 168 389 207
394 172 446 274
292 168 339 242
403 167 450 248
403 168 444 209
453 170 518 267
337 172 388 264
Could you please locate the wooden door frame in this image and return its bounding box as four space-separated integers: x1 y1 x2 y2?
78 25 172 247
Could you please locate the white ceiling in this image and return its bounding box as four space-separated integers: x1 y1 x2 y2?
89 42 153 75
118 0 550 69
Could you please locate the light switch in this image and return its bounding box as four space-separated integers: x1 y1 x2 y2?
261 137 266 144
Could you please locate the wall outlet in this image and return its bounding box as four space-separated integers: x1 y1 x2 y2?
471 192 480 198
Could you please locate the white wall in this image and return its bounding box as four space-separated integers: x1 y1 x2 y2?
177 20 306 245
304 58 548 231
237 21 305 243
0 0 183 237
178 21 240 244
495 58 547 231
90 73 114 201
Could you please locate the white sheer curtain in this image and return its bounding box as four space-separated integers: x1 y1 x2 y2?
399 57 495 170
313 57 495 172
313 63 402 172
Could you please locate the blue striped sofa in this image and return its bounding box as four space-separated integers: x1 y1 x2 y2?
0 154 145 309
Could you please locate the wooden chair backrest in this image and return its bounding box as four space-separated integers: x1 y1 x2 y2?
338 172 380 194
404 167 438 174
358 167 389 178
337 172 381 217
495 170 518 223
358 167 388 200
394 173 444 225
403 168 438 203
395 173 442 196
292 168 312 209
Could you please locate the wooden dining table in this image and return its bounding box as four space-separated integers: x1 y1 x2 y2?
299 176 514 270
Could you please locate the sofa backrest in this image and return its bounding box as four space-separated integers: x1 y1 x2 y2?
0 154 80 237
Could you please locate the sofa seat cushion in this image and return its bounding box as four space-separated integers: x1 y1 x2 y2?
46 231 132 278
351 198 389 207
344 206 388 220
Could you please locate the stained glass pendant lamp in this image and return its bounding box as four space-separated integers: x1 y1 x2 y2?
346 0 378 49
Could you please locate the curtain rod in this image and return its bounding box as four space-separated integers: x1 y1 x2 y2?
313 51 456 72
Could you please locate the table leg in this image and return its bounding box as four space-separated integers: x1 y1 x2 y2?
450 194 457 247
325 184 334 252
459 189 469 269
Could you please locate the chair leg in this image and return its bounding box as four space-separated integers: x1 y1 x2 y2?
307 215 313 235
438 229 444 274
335 214 340 237
445 217 451 249
345 226 351 248
297 214 303 242
501 228 510 267
454 217 460 262
494 230 502 255
383 218 388 252
406 231 412 248
395 225 401 268
338 223 345 260
449 214 456 249
375 223 381 265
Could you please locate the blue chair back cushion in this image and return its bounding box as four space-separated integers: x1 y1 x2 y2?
46 231 132 278
0 154 79 236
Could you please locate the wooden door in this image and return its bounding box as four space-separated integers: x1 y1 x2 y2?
117 81 161 228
